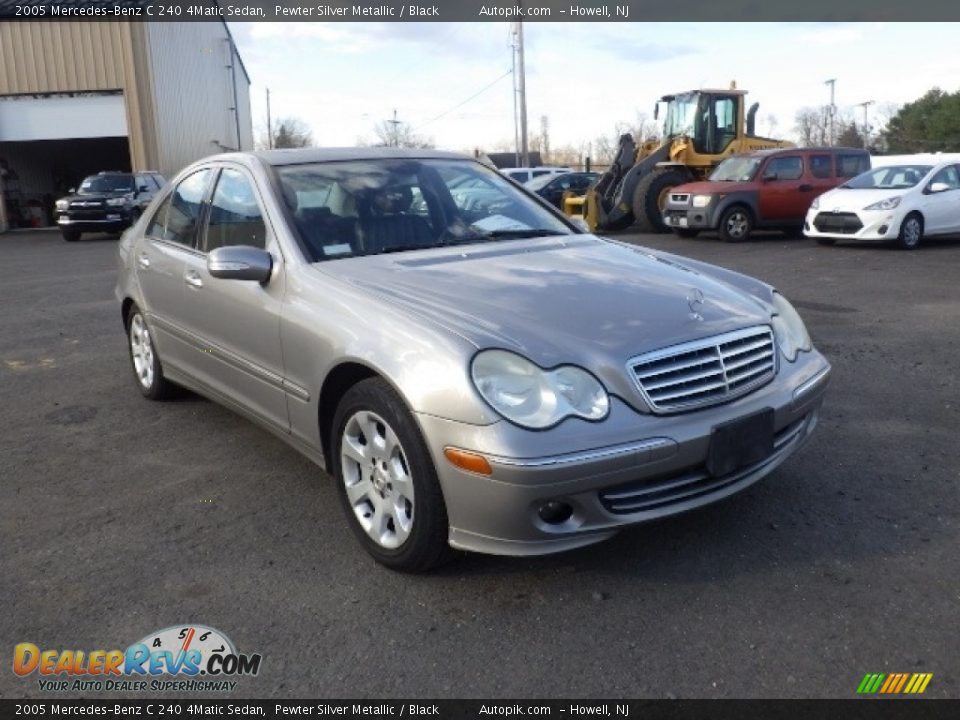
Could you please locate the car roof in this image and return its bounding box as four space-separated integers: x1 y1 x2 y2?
233 147 470 167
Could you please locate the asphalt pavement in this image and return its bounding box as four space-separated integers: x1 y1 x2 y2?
1 228 957 699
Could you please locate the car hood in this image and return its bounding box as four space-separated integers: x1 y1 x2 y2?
673 180 756 195
61 192 130 204
313 236 773 407
813 186 907 211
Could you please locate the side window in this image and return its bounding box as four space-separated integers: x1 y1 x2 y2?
507 171 527 182
764 156 803 181
929 165 960 190
151 174 166 190
145 168 212 246
532 170 550 178
205 168 267 251
809 155 832 179
837 154 870 178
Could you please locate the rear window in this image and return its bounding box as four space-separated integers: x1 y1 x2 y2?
809 155 832 179
837 154 870 178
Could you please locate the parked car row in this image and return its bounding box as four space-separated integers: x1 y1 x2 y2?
664 148 960 249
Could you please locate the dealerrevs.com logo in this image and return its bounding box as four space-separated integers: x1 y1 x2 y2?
13 624 262 692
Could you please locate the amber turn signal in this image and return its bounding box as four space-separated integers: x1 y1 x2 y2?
443 447 492 476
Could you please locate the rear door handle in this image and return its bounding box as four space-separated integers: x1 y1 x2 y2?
137 253 151 269
184 270 203 289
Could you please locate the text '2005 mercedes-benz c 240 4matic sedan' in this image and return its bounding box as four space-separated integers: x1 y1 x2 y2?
116 148 831 571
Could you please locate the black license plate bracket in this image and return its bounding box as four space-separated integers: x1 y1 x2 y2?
706 408 775 477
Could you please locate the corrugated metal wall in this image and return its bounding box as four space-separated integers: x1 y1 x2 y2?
143 23 254 180
0 22 157 170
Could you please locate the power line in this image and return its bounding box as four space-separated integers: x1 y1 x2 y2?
414 70 513 131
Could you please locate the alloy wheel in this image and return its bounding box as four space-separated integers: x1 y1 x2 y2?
340 410 416 549
129 314 155 390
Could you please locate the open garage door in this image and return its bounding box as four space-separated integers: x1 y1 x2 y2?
0 92 131 228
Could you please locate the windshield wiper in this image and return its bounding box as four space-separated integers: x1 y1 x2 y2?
368 243 443 255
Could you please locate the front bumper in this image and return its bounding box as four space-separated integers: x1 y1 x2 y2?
57 213 132 233
418 351 831 556
662 201 718 230
803 207 903 241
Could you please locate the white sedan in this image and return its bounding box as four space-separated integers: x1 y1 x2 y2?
804 160 960 249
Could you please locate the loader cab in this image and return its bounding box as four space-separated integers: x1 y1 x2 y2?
657 90 746 156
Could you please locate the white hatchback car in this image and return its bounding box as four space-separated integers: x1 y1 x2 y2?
804 160 960 249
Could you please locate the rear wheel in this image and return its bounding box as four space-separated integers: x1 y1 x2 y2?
718 206 753 242
61 229 81 242
632 168 689 233
895 213 923 250
672 228 700 239
332 377 454 572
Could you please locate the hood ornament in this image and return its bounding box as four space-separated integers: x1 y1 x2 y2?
687 287 706 321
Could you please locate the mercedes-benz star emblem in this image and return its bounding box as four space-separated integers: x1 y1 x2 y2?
687 287 705 321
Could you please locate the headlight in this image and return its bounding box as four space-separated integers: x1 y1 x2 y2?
692 195 712 208
864 196 901 211
471 349 609 429
771 292 811 362
106 197 128 207
55 199 69 211
810 196 820 210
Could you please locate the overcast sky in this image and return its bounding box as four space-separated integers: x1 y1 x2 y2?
228 22 960 154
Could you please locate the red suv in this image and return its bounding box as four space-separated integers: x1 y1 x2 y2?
663 147 871 241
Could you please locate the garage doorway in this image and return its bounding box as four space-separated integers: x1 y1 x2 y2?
0 92 131 228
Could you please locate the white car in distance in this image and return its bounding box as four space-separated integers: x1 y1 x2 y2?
804 159 960 249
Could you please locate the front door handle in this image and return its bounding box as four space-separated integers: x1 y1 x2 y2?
184 270 203 289
137 253 151 269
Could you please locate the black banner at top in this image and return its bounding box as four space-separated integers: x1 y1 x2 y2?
3 0 960 21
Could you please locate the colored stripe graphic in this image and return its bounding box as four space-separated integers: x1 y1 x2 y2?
859 672 932 694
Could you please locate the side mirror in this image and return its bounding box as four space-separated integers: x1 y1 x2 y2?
207 245 272 284
138 185 149 193
653 103 659 120
928 181 950 194
762 172 778 182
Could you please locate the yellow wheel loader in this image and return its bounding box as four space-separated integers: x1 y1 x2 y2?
580 83 793 233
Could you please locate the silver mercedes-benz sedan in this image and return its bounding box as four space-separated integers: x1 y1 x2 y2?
116 148 831 571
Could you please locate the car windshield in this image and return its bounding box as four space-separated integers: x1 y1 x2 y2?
842 165 933 190
276 159 575 262
78 175 134 194
710 157 762 182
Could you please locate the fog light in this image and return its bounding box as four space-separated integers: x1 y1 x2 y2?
878 224 889 235
538 500 573 525
693 214 703 222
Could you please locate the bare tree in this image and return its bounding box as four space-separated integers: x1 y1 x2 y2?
370 119 434 149
270 117 314 149
794 107 830 146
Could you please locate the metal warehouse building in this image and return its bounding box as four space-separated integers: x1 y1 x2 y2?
0 17 253 230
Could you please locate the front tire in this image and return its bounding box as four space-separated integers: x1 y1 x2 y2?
718 206 754 242
126 306 174 400
632 168 689 233
331 378 454 572
895 213 923 250
61 229 81 242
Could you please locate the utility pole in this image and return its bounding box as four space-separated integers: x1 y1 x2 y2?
540 114 549 164
510 30 520 167
856 100 874 149
824 78 836 146
514 20 529 167
388 109 401 146
266 88 273 149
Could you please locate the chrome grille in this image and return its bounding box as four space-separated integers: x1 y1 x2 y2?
669 193 690 203
629 326 776 413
